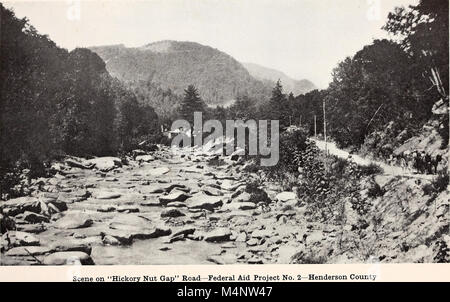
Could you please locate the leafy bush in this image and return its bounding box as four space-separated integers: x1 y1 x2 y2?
358 163 383 176
291 250 327 264
207 156 226 167
245 180 271 204
260 128 309 179
434 171 449 192
424 170 449 195
242 162 260 173
367 182 385 198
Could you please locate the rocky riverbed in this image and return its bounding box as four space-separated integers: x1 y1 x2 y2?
1 145 449 265
1 146 310 265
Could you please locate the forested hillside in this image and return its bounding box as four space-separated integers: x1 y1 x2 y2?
0 5 160 196
214 0 448 158
89 41 272 106
242 62 316 96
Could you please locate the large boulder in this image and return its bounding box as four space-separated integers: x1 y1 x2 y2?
230 148 245 161
2 231 40 248
54 212 93 229
85 157 122 172
0 196 67 217
0 214 16 233
43 251 94 265
107 214 171 242
18 211 49 223
65 158 93 169
204 228 232 242
275 192 296 202
232 192 251 203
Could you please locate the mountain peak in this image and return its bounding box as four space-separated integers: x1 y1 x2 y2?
140 40 175 52
89 40 270 105
242 62 316 96
139 40 213 53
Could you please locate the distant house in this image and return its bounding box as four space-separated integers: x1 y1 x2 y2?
432 98 449 115
163 127 190 139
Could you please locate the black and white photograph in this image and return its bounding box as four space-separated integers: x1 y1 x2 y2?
0 0 448 269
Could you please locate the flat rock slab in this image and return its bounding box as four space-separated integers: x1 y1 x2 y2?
204 228 232 242
222 202 256 211
207 253 238 264
202 187 224 196
136 155 155 162
275 192 296 202
166 201 187 208
159 190 191 205
164 184 190 193
109 214 151 228
140 199 161 207
16 223 46 234
232 192 251 203
224 211 254 220
186 194 223 211
116 206 139 213
220 180 241 191
305 231 324 245
276 245 301 264
97 205 116 212
19 211 50 223
50 238 92 255
4 196 36 207
172 227 196 238
148 167 170 176
85 157 122 172
107 214 172 242
2 231 40 247
251 229 273 238
106 225 172 242
96 191 122 199
5 246 53 256
54 213 93 229
246 238 259 246
43 251 94 265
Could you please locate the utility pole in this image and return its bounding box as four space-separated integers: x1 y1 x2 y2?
314 115 317 137
323 99 327 155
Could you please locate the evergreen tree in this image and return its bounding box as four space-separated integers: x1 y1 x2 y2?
179 85 205 124
268 80 289 129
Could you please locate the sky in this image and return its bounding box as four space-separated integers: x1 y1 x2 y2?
4 0 419 88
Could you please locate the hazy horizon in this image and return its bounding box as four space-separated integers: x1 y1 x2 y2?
4 0 419 88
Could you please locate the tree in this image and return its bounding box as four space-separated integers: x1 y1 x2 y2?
179 85 205 124
325 39 435 147
384 0 448 99
266 80 289 129
0 4 162 197
228 95 257 121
